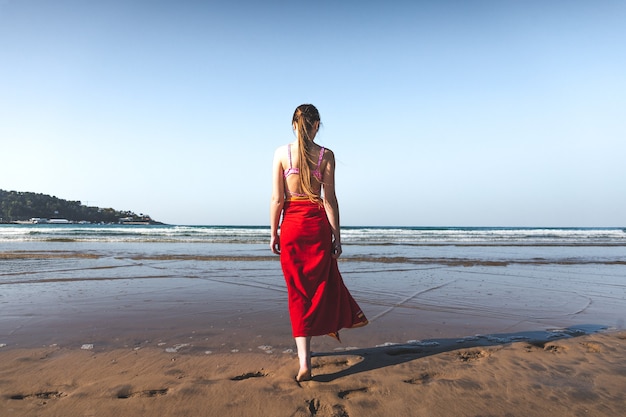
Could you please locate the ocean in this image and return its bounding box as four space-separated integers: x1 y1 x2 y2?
1 223 625 245
1 224 625 350
1 224 624 267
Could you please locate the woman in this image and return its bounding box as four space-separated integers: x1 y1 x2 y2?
270 104 368 382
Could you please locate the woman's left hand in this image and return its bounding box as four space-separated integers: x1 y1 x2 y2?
332 241 342 259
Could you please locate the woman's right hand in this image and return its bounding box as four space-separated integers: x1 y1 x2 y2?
270 235 280 255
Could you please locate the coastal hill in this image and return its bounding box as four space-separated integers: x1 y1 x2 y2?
0 189 163 225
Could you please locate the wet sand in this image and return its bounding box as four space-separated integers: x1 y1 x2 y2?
1 249 625 415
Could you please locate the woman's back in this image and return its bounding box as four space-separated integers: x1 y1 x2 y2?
282 143 326 199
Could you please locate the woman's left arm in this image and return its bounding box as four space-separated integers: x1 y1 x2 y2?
321 149 342 258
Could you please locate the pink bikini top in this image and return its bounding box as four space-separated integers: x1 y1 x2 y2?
283 144 325 181
284 144 325 198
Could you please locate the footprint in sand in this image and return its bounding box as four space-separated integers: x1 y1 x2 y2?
404 371 440 385
337 387 368 399
230 371 267 381
290 399 349 417
526 341 567 353
580 342 603 353
544 344 567 353
9 391 66 401
116 386 168 399
312 356 362 374
456 349 489 362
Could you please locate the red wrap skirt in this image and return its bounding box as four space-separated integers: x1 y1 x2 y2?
280 199 368 338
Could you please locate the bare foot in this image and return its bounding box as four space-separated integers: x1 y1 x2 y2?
296 369 312 382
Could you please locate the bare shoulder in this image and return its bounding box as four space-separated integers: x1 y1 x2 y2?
274 144 288 155
273 144 288 162
320 145 334 156
319 146 336 178
321 146 335 163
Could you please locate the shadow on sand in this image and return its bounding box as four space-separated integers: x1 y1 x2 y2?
310 324 607 383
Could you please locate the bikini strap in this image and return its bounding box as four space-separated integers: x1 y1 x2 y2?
287 143 293 168
317 147 325 169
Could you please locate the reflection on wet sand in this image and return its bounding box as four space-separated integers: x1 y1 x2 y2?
1 245 624 352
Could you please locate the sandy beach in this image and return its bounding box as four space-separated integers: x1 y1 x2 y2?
1 236 625 416
1 331 625 416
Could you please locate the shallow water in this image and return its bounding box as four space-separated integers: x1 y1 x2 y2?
1 235 624 351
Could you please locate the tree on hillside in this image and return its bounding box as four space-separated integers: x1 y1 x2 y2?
0 190 159 223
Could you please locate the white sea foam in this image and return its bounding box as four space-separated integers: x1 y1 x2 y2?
165 343 190 353
341 227 626 245
456 336 481 343
1 224 623 245
257 345 273 353
375 342 399 347
413 341 440 347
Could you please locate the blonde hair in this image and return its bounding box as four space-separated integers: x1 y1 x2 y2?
292 104 322 202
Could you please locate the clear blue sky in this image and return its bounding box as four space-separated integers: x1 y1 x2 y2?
1 0 624 226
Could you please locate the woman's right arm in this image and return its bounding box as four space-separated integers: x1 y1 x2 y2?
270 147 285 254
322 149 342 259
